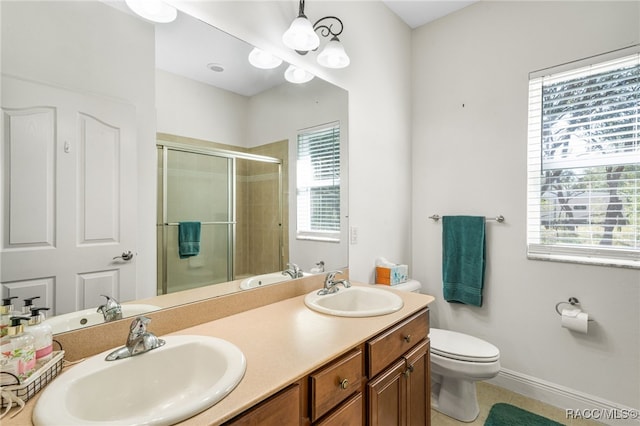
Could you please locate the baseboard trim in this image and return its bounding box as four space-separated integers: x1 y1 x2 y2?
487 368 640 426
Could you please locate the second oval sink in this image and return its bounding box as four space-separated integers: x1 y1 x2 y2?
33 335 246 426
304 286 404 317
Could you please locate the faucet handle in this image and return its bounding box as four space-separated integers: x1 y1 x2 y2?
324 270 343 282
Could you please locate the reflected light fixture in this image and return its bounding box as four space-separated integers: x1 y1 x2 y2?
284 65 314 84
283 0 350 69
125 0 177 23
248 47 283 70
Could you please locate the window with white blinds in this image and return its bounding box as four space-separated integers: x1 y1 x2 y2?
296 122 341 242
527 48 640 268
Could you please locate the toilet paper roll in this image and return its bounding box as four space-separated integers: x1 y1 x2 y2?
561 308 589 334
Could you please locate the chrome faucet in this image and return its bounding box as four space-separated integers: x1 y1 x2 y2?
105 316 165 361
97 295 122 322
282 262 303 279
318 270 351 295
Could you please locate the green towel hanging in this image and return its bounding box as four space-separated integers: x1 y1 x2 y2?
178 221 201 259
442 216 486 307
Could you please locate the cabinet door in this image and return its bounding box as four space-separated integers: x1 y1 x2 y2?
225 384 300 426
404 339 430 426
367 359 406 426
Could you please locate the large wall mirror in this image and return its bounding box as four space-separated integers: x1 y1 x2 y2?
0 0 348 335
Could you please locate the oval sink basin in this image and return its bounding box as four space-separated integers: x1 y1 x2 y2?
304 286 404 317
44 304 160 334
33 335 246 426
240 271 310 290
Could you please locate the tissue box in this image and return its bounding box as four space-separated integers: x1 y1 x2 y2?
376 265 408 285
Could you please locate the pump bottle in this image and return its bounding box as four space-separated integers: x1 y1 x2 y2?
0 317 37 381
0 297 19 337
20 296 40 315
25 307 53 366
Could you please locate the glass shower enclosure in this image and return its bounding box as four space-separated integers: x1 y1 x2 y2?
157 141 283 295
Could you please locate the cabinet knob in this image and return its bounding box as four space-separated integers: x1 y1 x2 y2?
403 334 411 343
403 364 414 378
339 378 349 390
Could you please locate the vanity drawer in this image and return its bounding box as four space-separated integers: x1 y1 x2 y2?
310 349 364 422
367 309 429 378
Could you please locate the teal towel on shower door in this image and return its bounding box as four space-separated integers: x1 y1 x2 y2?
442 216 485 307
178 221 201 259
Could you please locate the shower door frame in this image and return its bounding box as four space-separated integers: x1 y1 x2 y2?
157 140 283 295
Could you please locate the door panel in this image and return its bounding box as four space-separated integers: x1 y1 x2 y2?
4 107 55 248
1 76 137 315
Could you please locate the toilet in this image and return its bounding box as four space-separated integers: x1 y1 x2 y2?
389 280 501 422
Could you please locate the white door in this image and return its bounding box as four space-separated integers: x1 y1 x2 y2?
1 76 137 315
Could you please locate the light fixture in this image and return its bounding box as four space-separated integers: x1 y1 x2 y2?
125 0 177 23
316 36 350 69
248 47 283 70
282 14 319 52
284 65 314 84
283 0 350 69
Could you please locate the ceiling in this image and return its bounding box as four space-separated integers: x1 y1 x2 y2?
382 0 478 29
106 1 478 97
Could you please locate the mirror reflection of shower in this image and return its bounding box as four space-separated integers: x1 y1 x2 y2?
157 138 286 295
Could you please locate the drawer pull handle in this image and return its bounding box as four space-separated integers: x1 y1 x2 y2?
404 364 415 378
339 378 349 390
403 334 411 343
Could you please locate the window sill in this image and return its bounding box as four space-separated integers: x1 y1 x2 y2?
296 235 340 243
527 252 640 269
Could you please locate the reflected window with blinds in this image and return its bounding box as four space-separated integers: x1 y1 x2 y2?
296 122 341 242
527 47 640 267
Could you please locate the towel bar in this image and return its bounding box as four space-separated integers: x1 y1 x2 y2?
429 214 504 223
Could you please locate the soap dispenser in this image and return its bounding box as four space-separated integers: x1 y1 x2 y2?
0 297 19 337
25 307 53 367
0 317 37 381
20 296 40 314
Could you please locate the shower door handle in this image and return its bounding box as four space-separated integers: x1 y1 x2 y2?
113 251 134 261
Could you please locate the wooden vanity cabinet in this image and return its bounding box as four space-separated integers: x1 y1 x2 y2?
225 308 430 426
367 309 430 426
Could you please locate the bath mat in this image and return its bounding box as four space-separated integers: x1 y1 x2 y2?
485 403 565 426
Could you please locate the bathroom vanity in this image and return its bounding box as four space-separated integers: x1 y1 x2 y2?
6 281 434 425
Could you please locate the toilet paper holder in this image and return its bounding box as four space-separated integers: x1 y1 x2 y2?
555 297 594 321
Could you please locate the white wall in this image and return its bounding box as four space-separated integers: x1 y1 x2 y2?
156 70 249 146
411 1 640 411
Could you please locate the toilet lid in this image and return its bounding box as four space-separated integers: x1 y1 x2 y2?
430 328 500 362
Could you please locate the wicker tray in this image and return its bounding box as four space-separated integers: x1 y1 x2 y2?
0 350 65 408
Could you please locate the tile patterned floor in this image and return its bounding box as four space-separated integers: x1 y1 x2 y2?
431 382 603 426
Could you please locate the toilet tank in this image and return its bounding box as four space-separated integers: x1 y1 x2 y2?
387 279 422 293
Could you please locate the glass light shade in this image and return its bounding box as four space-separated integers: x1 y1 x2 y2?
125 0 177 23
248 48 283 70
284 65 314 84
317 37 350 69
282 16 320 52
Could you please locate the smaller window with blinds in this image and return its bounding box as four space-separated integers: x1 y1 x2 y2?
296 122 341 242
527 47 640 268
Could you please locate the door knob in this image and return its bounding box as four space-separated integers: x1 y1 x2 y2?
113 251 134 261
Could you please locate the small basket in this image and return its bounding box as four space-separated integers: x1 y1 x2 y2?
0 350 65 408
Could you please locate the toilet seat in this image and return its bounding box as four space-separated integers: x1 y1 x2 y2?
430 328 500 363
